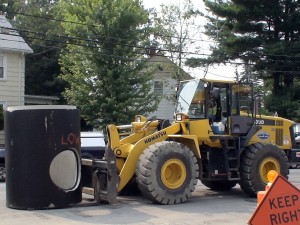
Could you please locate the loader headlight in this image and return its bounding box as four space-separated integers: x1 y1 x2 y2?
136 115 142 122
135 115 147 122
175 113 188 121
176 114 182 121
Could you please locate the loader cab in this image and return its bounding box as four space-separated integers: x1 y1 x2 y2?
175 79 254 135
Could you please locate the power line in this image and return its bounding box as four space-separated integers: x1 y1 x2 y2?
13 37 300 78
13 11 204 39
0 25 215 57
1 31 300 76
3 11 299 82
14 13 299 59
12 11 300 59
3 25 300 63
0 31 235 78
13 12 102 27
10 11 255 46
1 27 299 77
7 10 300 57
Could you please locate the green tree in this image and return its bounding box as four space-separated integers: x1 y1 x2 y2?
187 0 300 120
0 0 17 19
59 0 159 130
152 0 201 84
265 86 300 121
12 0 66 98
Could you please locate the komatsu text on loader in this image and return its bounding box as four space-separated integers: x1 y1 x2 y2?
81 79 300 205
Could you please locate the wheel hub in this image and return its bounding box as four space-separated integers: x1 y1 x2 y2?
161 159 186 189
259 157 280 184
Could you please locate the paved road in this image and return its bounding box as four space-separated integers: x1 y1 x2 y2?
1 169 300 225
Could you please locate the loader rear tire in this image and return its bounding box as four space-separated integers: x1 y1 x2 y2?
136 141 199 205
239 143 289 197
201 180 237 191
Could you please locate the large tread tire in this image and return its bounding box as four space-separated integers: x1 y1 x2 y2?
136 141 199 205
201 180 237 191
240 143 289 197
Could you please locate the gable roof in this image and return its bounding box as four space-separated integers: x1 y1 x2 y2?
0 15 33 54
147 50 192 80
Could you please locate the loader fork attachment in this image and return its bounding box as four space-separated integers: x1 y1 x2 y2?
94 145 119 204
81 145 119 205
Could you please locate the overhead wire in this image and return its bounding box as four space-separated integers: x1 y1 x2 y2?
1 15 300 78
8 12 300 60
0 35 233 78
1 25 214 57
13 11 208 42
1 32 299 79
2 25 300 62
2 32 296 67
12 12 300 59
14 11 300 51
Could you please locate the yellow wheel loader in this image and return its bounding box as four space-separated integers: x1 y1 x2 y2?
81 78 300 205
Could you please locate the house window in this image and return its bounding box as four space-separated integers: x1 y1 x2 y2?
154 80 163 95
0 101 6 110
0 53 7 79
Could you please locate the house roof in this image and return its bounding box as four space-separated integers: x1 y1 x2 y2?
0 15 33 54
147 50 193 80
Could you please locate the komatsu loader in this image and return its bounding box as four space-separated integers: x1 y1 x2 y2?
81 78 300 205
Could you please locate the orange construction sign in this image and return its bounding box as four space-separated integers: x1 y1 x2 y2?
248 174 300 225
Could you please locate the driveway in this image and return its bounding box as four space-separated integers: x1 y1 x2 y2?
0 169 299 225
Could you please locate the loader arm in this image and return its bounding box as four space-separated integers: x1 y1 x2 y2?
107 122 182 192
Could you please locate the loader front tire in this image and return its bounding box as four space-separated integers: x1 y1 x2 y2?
136 141 199 205
239 143 289 197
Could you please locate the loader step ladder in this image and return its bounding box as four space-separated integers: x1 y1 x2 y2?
220 137 241 180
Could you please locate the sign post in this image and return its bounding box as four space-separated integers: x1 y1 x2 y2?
248 174 300 225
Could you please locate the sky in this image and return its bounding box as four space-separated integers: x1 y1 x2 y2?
142 0 238 81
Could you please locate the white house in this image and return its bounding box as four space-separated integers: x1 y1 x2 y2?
146 50 192 120
0 15 33 146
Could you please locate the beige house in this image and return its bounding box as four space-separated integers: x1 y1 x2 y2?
146 50 192 120
0 15 33 146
